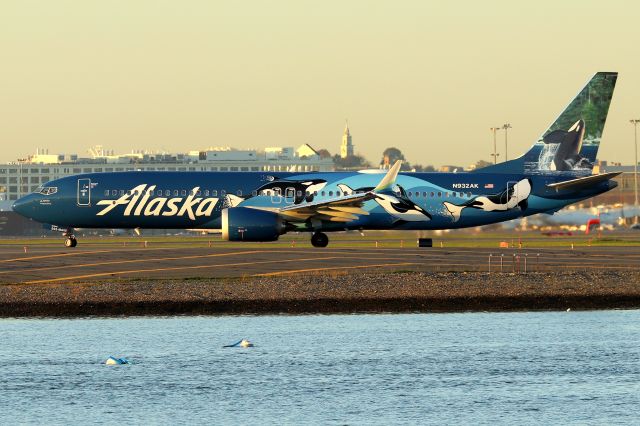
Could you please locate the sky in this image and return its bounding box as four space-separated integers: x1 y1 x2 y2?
1 0 639 167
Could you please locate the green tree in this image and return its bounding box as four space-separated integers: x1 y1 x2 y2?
333 154 371 170
316 149 332 159
380 147 405 166
474 160 492 170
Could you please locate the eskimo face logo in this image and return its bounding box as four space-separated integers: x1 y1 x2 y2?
96 184 219 220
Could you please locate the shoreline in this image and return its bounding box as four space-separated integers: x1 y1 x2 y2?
1 271 640 317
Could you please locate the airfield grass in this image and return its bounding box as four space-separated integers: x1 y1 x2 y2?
1 230 639 249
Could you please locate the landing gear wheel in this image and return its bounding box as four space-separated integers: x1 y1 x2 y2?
64 237 77 248
311 232 329 248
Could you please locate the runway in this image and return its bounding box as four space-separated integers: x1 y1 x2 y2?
1 241 639 284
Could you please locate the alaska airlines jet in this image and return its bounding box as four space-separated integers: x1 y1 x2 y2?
13 72 620 248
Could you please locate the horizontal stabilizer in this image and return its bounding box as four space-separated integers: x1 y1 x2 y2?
546 172 621 192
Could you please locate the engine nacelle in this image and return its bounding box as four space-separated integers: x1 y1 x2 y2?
221 207 286 241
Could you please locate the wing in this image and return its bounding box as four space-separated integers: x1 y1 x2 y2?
277 160 402 223
546 172 621 192
279 192 376 222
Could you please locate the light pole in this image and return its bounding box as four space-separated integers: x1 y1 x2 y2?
502 123 512 162
490 127 500 164
17 158 26 199
631 119 640 208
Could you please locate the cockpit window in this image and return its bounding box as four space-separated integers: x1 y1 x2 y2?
35 186 58 195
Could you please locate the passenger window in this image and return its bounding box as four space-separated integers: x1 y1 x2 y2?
296 190 302 197
127 190 132 195
437 192 442 197
204 190 209 196
237 190 242 196
157 190 162 196
181 190 187 196
221 190 226 196
313 191 318 196
112 190 117 196
212 190 218 196
329 191 333 196
430 192 434 197
252 190 257 196
173 190 179 196
408 191 412 197
119 190 124 196
321 191 326 196
423 192 427 197
467 192 472 197
104 190 109 196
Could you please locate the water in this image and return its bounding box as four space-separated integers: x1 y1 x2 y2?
1 311 639 425
537 143 559 170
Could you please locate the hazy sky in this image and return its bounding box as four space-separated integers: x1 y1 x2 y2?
1 0 639 167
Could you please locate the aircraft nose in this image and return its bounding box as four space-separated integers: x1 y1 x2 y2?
12 195 34 218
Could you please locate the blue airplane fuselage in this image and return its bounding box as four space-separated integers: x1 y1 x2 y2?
12 170 615 232
11 72 620 246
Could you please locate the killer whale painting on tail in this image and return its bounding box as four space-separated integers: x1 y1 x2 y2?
477 72 617 176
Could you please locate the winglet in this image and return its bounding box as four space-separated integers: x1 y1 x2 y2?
374 160 402 192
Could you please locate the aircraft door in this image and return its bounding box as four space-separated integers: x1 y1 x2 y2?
284 187 295 204
77 178 91 206
501 181 518 206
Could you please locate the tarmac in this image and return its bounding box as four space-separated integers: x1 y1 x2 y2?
0 240 639 284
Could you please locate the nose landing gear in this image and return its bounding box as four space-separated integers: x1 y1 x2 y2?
311 231 329 248
63 228 77 248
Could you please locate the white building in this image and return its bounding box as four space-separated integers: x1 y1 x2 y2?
340 122 354 159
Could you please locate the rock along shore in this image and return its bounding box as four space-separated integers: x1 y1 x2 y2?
1 271 639 317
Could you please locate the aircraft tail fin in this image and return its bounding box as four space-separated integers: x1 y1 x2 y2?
475 72 617 176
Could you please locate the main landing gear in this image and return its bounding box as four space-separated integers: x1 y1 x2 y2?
63 229 77 248
311 231 329 248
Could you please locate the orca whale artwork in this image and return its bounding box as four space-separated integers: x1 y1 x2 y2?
13 73 621 248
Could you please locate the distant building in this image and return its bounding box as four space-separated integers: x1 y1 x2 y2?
296 143 320 159
340 122 354 159
438 165 465 173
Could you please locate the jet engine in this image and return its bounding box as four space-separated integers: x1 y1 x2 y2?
221 207 286 241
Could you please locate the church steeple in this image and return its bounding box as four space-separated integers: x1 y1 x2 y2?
340 120 354 159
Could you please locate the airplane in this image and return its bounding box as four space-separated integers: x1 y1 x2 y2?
13 72 621 248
